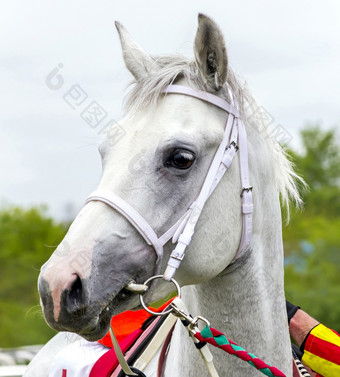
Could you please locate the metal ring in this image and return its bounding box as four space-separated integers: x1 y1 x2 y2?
139 275 181 316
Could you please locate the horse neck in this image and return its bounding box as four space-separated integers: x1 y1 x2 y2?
163 204 292 376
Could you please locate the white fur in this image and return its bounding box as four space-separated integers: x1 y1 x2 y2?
26 15 302 377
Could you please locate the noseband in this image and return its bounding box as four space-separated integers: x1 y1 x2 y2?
85 84 253 281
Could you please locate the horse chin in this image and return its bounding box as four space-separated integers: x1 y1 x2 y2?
76 315 111 341
79 286 141 341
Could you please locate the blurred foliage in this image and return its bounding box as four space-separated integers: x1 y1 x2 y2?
0 206 68 347
284 124 340 333
0 124 339 347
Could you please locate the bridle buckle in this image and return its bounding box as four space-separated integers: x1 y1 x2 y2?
241 186 253 197
230 140 239 151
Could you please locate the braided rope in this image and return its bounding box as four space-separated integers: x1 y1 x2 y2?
194 326 286 377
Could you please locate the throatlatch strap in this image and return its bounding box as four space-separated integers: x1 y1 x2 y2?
233 119 253 260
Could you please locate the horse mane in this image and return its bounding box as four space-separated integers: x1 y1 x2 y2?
123 54 303 216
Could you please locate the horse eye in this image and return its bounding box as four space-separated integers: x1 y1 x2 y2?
165 149 196 170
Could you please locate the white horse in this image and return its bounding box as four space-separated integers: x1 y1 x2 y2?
25 14 301 377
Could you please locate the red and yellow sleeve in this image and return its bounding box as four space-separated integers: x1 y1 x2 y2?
302 324 340 377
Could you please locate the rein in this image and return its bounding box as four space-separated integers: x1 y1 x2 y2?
105 277 287 377
85 84 253 281
140 276 286 377
172 299 286 377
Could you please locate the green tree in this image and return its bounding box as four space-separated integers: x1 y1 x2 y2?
0 206 68 347
284 125 340 332
1 124 340 347
289 125 340 216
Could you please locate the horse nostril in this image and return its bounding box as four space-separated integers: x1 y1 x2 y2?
66 275 83 309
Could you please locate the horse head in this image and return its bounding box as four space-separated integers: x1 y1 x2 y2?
38 14 299 347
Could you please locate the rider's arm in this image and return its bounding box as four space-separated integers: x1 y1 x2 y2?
287 302 340 377
289 307 319 347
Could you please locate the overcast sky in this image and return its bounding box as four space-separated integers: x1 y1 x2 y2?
1 0 339 220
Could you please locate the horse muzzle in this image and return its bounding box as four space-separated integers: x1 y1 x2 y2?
38 263 93 332
38 273 136 340
38 249 144 340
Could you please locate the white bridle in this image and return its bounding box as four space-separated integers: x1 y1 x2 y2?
85 84 253 281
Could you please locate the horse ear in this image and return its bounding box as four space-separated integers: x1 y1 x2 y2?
194 14 228 91
115 21 155 80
